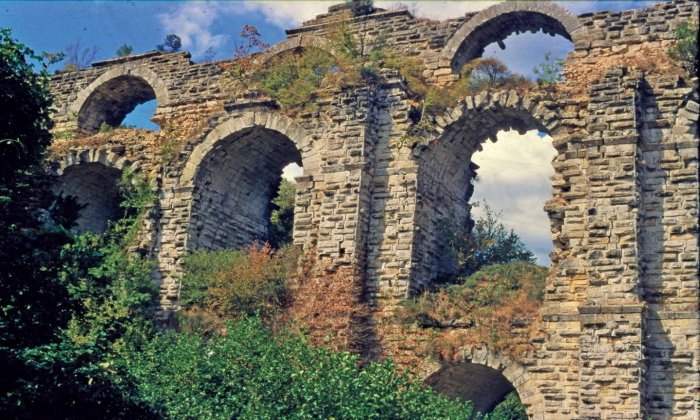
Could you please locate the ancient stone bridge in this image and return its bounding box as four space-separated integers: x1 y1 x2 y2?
48 1 699 418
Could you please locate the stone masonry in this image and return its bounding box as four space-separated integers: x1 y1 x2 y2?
48 1 698 418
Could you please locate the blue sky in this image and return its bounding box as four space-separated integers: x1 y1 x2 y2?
1 0 662 264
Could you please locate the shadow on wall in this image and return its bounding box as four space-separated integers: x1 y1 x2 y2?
638 78 673 419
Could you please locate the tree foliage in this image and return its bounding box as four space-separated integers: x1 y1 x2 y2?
269 178 296 248
0 28 54 179
533 51 564 86
442 202 536 281
116 44 134 57
125 317 476 419
156 34 181 53
2 171 158 418
669 20 698 76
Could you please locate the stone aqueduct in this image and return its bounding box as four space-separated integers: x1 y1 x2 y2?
47 1 698 418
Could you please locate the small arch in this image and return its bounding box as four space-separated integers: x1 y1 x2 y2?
424 346 543 418
70 66 169 135
254 34 336 66
50 148 136 234
439 1 587 73
182 111 313 251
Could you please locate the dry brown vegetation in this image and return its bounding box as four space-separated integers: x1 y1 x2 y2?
396 262 547 361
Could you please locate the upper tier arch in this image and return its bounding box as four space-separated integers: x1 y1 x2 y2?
254 34 336 66
439 1 588 72
70 65 170 135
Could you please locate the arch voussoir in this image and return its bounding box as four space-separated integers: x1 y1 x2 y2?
439 1 588 73
254 34 336 66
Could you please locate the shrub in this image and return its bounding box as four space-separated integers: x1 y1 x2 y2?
125 317 476 419
179 244 298 330
669 20 698 76
533 51 564 86
255 48 340 111
484 391 528 420
400 261 547 355
442 201 536 281
269 178 295 248
116 44 134 57
63 38 98 70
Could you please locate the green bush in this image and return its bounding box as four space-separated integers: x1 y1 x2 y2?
125 317 476 419
484 392 528 420
269 178 296 248
180 244 297 328
533 51 564 86
670 20 698 75
441 202 536 282
255 48 341 111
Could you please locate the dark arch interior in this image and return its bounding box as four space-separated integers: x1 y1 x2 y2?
52 162 123 234
424 363 518 415
77 75 157 135
189 127 302 251
452 11 572 72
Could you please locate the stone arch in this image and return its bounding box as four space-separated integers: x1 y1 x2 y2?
181 111 314 251
49 148 137 234
411 90 563 292
254 34 336 66
70 65 169 135
439 1 588 72
424 346 544 419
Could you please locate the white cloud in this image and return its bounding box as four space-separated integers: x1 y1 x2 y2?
157 2 230 57
375 1 498 20
231 1 498 30
236 1 335 28
471 130 556 264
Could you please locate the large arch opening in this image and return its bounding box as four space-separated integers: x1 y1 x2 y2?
76 75 158 135
414 95 561 292
424 362 520 416
188 126 303 251
441 2 584 74
470 130 556 265
52 162 123 234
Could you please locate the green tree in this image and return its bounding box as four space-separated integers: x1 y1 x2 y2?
442 201 535 280
156 34 182 53
116 43 134 57
0 27 72 353
462 58 515 91
533 51 564 86
269 178 296 247
669 20 698 75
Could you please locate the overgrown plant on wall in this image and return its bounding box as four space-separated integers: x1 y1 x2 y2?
533 51 565 86
669 19 698 75
396 58 533 149
178 244 298 332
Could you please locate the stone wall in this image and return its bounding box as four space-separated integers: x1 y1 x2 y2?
47 1 698 418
